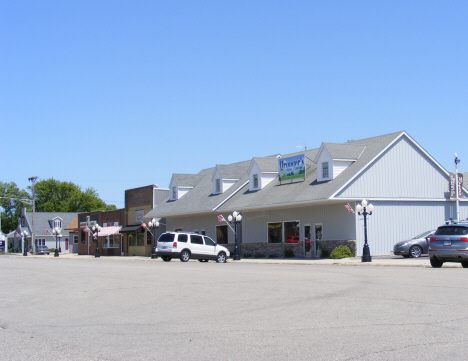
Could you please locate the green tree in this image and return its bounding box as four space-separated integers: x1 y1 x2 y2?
33 179 116 212
0 181 30 234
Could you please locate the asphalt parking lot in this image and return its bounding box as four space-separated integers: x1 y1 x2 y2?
1 254 468 360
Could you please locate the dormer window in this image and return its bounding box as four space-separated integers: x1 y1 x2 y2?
216 179 221 193
54 220 62 229
172 186 177 200
322 162 329 178
253 174 259 189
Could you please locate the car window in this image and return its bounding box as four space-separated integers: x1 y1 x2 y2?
204 236 215 246
190 235 204 245
435 226 468 236
178 234 188 243
158 233 175 242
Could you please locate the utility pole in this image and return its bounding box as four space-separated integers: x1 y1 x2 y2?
454 154 460 222
29 177 38 254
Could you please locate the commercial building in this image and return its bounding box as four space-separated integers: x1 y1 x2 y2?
146 131 468 257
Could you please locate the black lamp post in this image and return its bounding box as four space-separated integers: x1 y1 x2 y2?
147 218 160 259
356 199 374 263
228 211 242 261
52 227 61 257
21 230 29 256
93 224 101 258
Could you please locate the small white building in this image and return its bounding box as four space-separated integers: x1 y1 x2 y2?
146 131 468 257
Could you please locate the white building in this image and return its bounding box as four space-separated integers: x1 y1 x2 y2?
146 131 468 257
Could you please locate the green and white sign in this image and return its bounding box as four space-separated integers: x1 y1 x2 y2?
278 155 306 182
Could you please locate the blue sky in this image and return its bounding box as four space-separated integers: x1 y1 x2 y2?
1 1 467 207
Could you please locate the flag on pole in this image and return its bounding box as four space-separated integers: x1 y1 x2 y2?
217 214 226 223
45 229 51 235
344 203 355 214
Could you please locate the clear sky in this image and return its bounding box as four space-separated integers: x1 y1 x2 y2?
1 1 467 208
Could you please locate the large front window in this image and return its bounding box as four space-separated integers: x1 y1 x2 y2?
268 222 283 243
103 235 120 248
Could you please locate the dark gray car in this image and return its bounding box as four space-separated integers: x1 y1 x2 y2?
428 221 468 268
36 245 50 255
393 230 435 258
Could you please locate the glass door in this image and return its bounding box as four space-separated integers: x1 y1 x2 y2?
304 225 312 257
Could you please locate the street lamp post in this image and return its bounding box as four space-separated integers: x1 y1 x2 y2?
21 230 29 256
52 227 61 257
148 218 160 259
92 224 102 258
356 199 374 263
455 153 461 222
228 211 242 261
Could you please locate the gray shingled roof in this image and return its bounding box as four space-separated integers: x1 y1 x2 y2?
146 131 404 217
253 157 278 172
216 161 251 179
173 174 205 187
24 212 78 237
323 143 366 160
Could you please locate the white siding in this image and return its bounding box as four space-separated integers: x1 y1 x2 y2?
222 180 236 193
333 161 353 178
316 147 333 182
261 173 277 188
337 136 449 199
355 201 468 256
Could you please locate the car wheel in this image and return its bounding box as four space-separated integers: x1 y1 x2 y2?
180 250 190 262
162 256 172 262
216 252 227 263
409 245 422 258
430 259 444 268
461 261 468 268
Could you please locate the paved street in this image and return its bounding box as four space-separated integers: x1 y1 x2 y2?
1 255 468 360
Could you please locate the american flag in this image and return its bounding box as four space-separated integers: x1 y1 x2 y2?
217 214 226 223
45 229 51 235
344 203 355 214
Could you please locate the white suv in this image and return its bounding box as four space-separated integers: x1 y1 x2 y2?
155 232 230 263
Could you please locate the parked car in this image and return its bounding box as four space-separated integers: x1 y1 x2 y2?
155 232 230 263
36 245 50 255
428 221 468 268
393 230 435 258
285 236 300 243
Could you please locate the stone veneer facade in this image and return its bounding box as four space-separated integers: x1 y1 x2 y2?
224 240 356 258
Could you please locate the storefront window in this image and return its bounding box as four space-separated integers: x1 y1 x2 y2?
268 222 282 243
284 221 300 243
128 233 136 247
216 225 228 244
102 236 108 248
146 232 152 245
137 233 144 246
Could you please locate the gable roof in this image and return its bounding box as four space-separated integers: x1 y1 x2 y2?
24 212 78 236
147 131 447 217
214 161 251 180
64 216 78 230
172 174 205 187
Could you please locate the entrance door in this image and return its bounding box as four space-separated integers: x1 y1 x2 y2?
315 224 323 256
304 225 312 257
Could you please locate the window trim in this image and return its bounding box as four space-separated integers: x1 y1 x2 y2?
253 174 259 189
322 162 329 179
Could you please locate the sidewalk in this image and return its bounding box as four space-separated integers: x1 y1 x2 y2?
3 251 464 267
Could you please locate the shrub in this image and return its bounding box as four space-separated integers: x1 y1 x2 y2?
330 245 353 259
50 248 56 253
284 248 295 258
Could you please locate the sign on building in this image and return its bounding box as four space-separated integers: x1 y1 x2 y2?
449 172 464 199
278 154 306 182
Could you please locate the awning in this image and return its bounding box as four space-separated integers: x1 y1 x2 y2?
96 226 122 237
119 225 143 233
